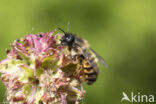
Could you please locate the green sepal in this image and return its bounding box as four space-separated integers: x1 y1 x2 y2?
16 49 32 65
19 65 35 83
36 68 44 77
23 84 32 96
42 56 58 71
61 63 78 76
0 59 23 73
35 87 44 104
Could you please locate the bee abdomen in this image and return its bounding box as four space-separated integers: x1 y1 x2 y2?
84 67 98 85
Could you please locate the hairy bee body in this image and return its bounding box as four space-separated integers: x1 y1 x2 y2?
59 28 106 85
75 54 99 85
64 35 99 85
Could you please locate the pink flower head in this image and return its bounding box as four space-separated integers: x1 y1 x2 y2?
0 30 85 104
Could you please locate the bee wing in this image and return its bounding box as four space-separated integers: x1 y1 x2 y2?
90 48 108 68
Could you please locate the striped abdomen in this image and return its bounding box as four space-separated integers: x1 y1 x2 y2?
82 57 99 85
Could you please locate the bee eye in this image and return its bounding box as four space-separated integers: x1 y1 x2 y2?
61 34 74 45
66 36 72 41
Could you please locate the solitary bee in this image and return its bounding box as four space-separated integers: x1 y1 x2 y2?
58 28 107 85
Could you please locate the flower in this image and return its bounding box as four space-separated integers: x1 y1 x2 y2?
0 30 85 104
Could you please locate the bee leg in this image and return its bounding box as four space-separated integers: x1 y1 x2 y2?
75 55 84 65
74 55 85 77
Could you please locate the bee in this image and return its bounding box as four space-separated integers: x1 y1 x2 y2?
58 28 107 85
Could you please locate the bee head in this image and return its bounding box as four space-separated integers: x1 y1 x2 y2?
58 28 75 46
61 33 74 45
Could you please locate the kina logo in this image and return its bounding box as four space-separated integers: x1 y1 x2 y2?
121 92 154 103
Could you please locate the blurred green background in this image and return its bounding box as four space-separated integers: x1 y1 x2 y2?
0 0 156 104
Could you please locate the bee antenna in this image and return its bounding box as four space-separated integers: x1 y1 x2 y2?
67 21 70 32
58 27 66 34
